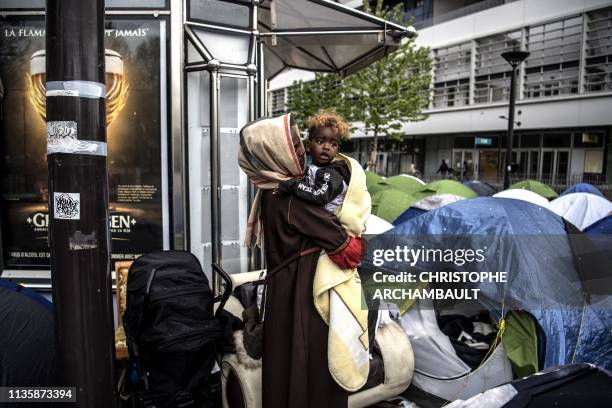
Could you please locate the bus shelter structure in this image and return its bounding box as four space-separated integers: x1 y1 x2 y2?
177 0 415 291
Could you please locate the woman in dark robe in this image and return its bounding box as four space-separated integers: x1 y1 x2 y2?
238 114 362 408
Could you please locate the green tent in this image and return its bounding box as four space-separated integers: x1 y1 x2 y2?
509 180 559 199
412 179 478 201
377 174 425 195
365 171 386 195
371 189 418 223
502 311 539 378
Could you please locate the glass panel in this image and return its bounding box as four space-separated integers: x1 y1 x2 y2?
573 131 604 147
542 151 554 182
220 188 239 240
478 150 499 180
201 188 212 244
521 133 541 148
585 7 612 93
218 76 249 274
189 0 250 28
433 41 471 108
543 133 571 147
194 28 250 65
453 151 462 172
220 132 240 185
584 150 604 173
463 151 474 180
106 0 167 7
556 151 569 184
0 0 44 7
260 0 380 30
529 151 539 177
188 69 211 274
519 152 529 177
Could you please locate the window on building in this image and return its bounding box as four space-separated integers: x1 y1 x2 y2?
524 16 582 99
543 132 571 148
270 88 286 116
585 7 612 93
432 42 471 108
520 133 541 148
474 30 522 104
573 131 605 148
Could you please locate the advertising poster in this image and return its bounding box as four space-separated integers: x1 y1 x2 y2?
0 17 166 268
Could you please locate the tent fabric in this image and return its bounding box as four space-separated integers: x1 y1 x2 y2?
371 189 417 223
377 174 425 195
393 207 427 226
398 300 513 402
0 279 56 392
412 180 478 202
464 181 497 197
362 197 612 371
502 311 539 378
393 194 467 225
493 189 549 208
509 180 558 199
365 171 384 186
584 215 612 235
560 183 604 198
547 192 612 231
448 364 612 408
365 214 394 235
412 193 466 211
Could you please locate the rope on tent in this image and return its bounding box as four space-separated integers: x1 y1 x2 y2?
478 303 507 369
571 294 588 364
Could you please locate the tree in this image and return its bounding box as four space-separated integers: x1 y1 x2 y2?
345 0 432 167
286 73 351 133
285 0 432 168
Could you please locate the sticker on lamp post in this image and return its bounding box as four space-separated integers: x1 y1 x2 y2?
54 193 80 220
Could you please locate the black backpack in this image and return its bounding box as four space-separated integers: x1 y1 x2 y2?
123 251 223 408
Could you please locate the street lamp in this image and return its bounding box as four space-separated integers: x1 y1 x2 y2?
501 50 529 189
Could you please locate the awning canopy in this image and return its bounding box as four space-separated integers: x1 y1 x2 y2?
258 0 416 78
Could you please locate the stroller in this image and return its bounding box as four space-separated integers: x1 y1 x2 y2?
123 251 232 408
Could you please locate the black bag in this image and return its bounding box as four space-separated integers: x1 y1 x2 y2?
123 251 223 408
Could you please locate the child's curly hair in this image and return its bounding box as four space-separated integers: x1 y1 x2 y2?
307 109 351 141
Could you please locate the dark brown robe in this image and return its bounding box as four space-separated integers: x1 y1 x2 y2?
261 190 350 408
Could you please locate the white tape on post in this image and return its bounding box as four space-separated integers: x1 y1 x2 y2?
46 80 106 99
46 121 107 156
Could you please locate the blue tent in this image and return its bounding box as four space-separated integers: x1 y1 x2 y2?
561 183 604 197
393 207 426 226
584 215 612 235
362 197 612 371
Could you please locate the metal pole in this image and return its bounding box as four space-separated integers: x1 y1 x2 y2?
246 64 258 271
209 61 222 294
46 0 117 406
504 65 518 190
170 0 186 250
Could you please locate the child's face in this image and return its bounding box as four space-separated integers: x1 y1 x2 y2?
309 126 340 165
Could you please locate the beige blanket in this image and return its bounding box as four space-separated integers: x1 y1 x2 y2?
313 154 372 391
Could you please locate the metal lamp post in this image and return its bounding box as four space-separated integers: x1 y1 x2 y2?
501 50 529 189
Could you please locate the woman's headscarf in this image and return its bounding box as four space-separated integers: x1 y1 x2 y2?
238 113 304 247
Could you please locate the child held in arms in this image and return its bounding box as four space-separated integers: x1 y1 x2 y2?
279 110 351 213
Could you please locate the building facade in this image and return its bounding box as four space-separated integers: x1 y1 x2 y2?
270 0 612 187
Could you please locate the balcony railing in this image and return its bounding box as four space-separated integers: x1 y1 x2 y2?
413 0 520 30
